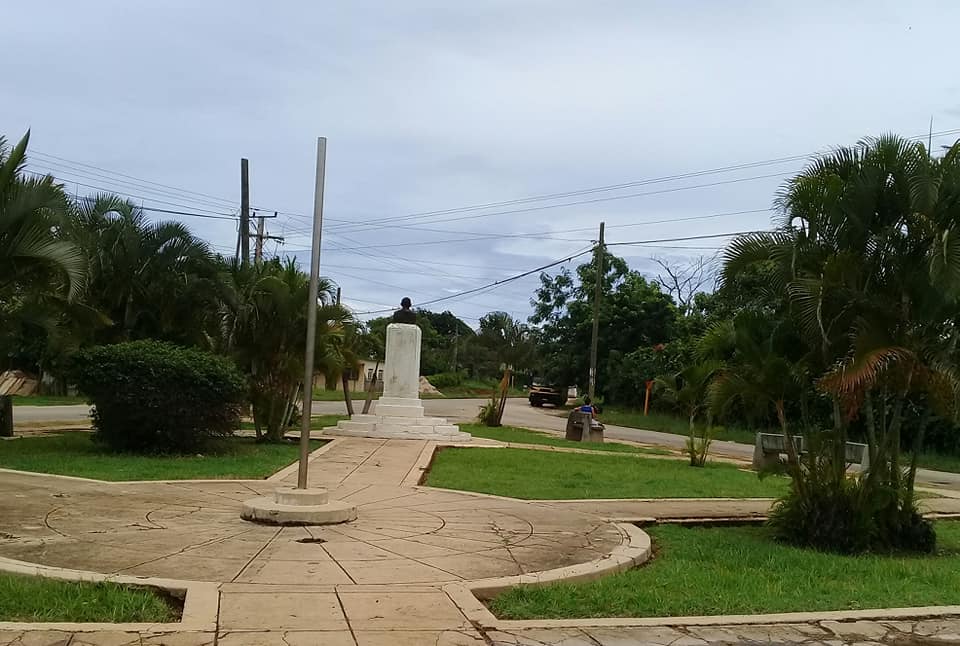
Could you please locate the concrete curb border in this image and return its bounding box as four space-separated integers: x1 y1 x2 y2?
0 556 219 633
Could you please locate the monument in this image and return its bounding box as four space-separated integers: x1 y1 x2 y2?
326 298 471 441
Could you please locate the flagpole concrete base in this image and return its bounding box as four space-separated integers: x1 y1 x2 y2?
240 488 357 526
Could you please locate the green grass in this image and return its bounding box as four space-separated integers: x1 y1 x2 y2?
313 389 371 402
911 452 960 475
598 409 757 445
0 432 330 481
462 424 669 455
11 395 86 406
425 447 788 499
491 521 960 619
0 572 178 622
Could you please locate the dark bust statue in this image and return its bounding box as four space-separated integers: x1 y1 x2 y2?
392 297 417 324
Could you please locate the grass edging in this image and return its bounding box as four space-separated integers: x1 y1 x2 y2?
447 521 960 631
0 555 218 631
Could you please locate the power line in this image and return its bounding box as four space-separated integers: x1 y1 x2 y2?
607 230 768 247
353 246 595 315
27 158 239 211
26 170 239 218
70 193 238 221
322 127 960 233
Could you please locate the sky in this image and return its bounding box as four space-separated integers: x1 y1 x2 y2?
4 1 960 326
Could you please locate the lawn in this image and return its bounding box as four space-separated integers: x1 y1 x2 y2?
462 424 669 455
0 421 338 481
11 394 86 406
0 572 179 623
491 521 960 619
598 409 757 445
425 447 788 499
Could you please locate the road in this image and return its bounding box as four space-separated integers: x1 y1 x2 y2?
13 398 960 489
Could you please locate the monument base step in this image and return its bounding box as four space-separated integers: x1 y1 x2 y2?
325 413 471 442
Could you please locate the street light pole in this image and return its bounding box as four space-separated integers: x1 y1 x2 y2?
297 137 327 489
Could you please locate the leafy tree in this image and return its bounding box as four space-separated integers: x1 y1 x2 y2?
530 248 678 398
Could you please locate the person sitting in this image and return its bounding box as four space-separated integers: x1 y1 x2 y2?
580 396 596 417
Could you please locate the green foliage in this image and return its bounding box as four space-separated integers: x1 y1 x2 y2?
477 397 501 427
71 340 245 453
685 427 711 467
218 258 348 441
530 248 678 398
769 475 935 554
427 371 463 389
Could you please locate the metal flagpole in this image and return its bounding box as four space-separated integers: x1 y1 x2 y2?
297 137 327 489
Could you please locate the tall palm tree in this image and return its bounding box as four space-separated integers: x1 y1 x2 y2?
0 131 84 435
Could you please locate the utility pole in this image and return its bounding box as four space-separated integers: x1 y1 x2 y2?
240 158 250 266
336 287 341 306
588 221 605 401
254 213 265 264
452 328 459 372
252 211 284 265
297 137 327 490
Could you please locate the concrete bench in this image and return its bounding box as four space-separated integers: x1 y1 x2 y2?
752 432 869 470
565 410 604 443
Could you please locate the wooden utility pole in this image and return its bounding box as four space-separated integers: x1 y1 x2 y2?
588 221 605 401
240 158 250 266
252 211 284 265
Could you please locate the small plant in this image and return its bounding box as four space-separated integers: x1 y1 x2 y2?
477 399 500 426
72 340 246 454
685 425 712 467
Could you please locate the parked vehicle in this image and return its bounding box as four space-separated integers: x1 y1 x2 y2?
528 383 568 407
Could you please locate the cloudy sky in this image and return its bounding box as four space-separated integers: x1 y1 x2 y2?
4 1 960 325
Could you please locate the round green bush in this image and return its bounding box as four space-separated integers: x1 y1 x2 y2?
72 340 246 453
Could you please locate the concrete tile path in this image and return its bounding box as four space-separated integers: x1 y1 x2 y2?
1 435 958 645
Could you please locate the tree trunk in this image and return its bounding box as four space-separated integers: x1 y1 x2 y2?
0 396 13 437
362 361 380 415
903 409 930 510
342 372 354 416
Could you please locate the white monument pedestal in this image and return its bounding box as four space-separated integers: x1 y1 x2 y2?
326 323 471 441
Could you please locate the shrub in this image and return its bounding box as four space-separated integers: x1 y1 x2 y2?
72 340 246 453
427 372 463 389
768 468 936 554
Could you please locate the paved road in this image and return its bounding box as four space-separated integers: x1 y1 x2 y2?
15 397 960 488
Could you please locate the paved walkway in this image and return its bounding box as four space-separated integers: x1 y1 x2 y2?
1 436 959 645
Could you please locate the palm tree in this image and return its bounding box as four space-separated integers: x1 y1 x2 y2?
654 359 720 466
219 258 344 441
722 135 960 552
0 132 84 436
67 194 220 346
